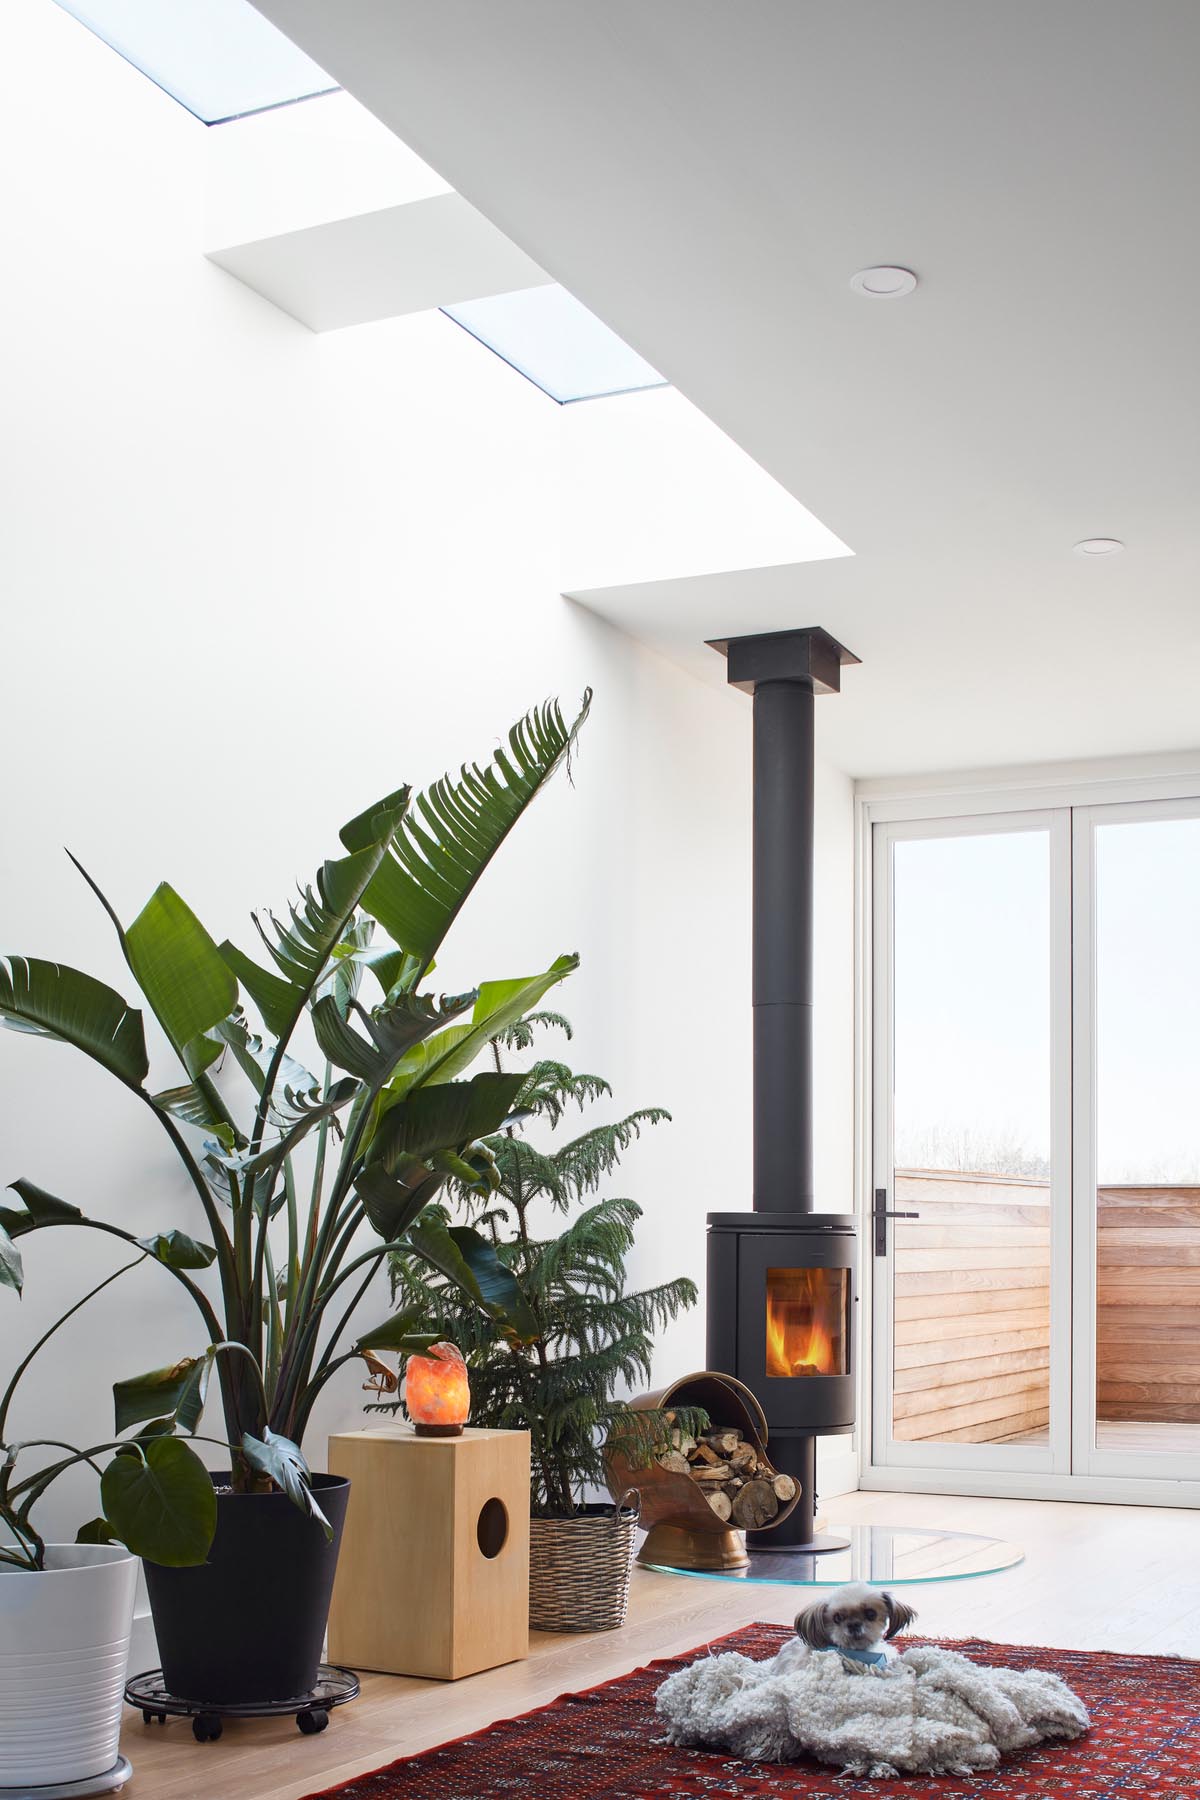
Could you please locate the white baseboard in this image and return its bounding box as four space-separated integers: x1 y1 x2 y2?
860 1464 1200 1508
817 1438 859 1502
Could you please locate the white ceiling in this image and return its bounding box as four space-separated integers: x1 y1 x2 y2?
255 0 1200 775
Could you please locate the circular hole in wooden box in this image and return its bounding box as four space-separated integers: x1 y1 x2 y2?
477 1497 509 1559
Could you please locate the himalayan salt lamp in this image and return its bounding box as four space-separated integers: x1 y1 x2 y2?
405 1342 470 1437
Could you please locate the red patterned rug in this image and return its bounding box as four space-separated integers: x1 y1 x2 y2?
301 1624 1200 1799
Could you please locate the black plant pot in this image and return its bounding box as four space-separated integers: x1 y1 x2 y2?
143 1473 350 1705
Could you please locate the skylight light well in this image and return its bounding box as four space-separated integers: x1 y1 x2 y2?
442 285 667 404
54 0 337 125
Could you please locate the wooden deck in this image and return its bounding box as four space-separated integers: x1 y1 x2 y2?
892 1174 1200 1446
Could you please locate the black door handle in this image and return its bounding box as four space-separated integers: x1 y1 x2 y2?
874 1188 919 1255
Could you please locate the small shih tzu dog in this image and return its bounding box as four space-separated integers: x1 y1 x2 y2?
775 1583 917 1677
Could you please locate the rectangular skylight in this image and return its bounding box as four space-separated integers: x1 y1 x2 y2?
442 285 668 404
54 0 337 125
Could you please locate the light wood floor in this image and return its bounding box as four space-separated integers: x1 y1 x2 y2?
121 1488 1200 1800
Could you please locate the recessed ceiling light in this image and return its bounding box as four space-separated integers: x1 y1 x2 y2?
850 266 918 299
1073 538 1124 557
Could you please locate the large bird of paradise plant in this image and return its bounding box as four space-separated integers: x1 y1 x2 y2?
0 696 589 1568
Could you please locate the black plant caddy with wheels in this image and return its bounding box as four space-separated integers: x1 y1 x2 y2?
125 1663 360 1741
139 1473 352 1715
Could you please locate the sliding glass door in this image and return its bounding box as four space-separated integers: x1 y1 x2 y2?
872 813 1072 1476
873 792 1200 1488
1073 799 1200 1481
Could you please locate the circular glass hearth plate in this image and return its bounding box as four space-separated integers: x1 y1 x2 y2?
644 1523 1023 1586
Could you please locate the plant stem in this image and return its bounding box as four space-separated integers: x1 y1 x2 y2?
0 1256 145 1447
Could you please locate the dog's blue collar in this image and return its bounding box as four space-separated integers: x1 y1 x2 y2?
831 1646 888 1668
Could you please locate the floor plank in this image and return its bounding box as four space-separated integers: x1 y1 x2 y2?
118 1488 1200 1800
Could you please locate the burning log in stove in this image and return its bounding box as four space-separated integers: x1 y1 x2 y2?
765 1267 848 1380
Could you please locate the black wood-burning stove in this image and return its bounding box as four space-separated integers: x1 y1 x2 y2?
705 627 858 1553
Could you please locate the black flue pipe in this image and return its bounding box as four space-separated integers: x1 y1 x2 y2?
752 678 815 1212
709 628 859 1216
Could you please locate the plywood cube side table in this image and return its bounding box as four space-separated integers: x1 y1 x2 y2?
327 1425 530 1681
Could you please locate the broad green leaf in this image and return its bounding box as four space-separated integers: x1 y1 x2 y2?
101 1436 216 1566
206 1080 356 1183
132 1417 178 1440
240 1429 330 1540
124 884 237 1073
354 1160 445 1241
219 800 409 1059
175 1355 211 1435
217 945 294 1038
358 943 418 1003
384 1021 476 1093
0 1224 22 1295
407 1217 540 1343
113 1356 206 1435
310 995 381 1081
429 1143 500 1193
212 1011 327 1130
319 918 376 1022
151 1083 236 1146
312 989 475 1087
75 1517 121 1545
354 1307 442 1354
2 1180 84 1238
386 956 578 1098
338 785 411 855
234 844 401 1047
136 1230 217 1271
353 696 591 972
370 1071 525 1173
0 957 148 1087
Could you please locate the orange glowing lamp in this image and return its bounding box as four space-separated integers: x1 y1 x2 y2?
405 1342 470 1437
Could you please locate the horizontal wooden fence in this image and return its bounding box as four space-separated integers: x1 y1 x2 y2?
890 1172 1200 1442
892 1170 1052 1443
1096 1186 1200 1423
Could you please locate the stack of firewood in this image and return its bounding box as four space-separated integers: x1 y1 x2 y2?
657 1425 796 1528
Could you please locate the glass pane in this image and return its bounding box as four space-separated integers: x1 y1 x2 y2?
54 0 336 124
890 831 1052 1447
765 1269 849 1377
1094 814 1200 1456
442 286 668 403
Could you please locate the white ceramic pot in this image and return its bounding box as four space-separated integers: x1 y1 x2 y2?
0 1543 137 1786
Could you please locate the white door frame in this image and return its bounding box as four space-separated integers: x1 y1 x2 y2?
856 760 1200 1507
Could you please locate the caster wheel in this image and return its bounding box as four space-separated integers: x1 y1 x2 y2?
159 1712 169 1725
297 1707 329 1735
142 1710 154 1725
193 1712 223 1742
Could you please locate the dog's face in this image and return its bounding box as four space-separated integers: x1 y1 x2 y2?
793 1583 916 1652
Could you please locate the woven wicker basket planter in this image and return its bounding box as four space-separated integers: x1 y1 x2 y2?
528 1494 639 1633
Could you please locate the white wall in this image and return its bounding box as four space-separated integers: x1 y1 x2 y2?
0 0 857 1583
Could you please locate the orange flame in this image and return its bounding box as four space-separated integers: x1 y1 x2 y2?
766 1270 841 1378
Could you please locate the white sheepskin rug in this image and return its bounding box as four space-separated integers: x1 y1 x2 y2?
655 1639 1090 1779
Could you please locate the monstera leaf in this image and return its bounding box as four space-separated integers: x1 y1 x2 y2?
101 1436 216 1567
